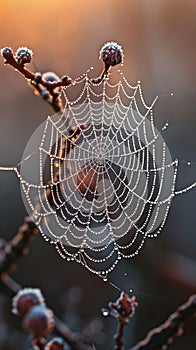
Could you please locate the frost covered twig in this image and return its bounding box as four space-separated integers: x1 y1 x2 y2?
102 292 137 350
0 216 39 276
8 286 94 350
129 294 196 350
0 217 39 312
1 47 72 112
91 42 124 84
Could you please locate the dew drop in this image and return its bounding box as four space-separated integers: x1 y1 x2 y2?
101 308 109 317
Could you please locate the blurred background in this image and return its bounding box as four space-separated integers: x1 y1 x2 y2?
0 0 195 349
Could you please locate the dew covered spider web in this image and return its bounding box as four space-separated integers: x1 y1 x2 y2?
0 68 196 280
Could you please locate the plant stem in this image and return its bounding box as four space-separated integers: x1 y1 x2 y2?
113 321 125 350
1 47 72 112
129 294 196 350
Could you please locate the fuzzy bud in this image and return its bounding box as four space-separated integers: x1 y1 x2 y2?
42 71 60 83
23 305 54 338
99 42 124 68
16 47 33 65
45 337 67 350
12 288 45 316
1 47 13 60
34 72 42 83
61 75 72 86
42 90 50 99
110 292 137 323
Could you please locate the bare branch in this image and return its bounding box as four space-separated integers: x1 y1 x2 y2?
0 217 39 275
129 294 196 350
1 47 72 112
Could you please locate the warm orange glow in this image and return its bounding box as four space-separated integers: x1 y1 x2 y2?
77 164 102 196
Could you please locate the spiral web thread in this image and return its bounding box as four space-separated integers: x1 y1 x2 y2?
0 68 195 279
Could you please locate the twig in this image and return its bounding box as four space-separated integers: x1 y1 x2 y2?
1 47 72 112
0 152 92 350
129 294 196 350
0 272 93 350
91 41 124 84
103 292 138 350
0 217 39 275
54 317 93 350
113 322 125 350
0 273 21 294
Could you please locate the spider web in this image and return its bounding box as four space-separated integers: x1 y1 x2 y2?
0 68 195 279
